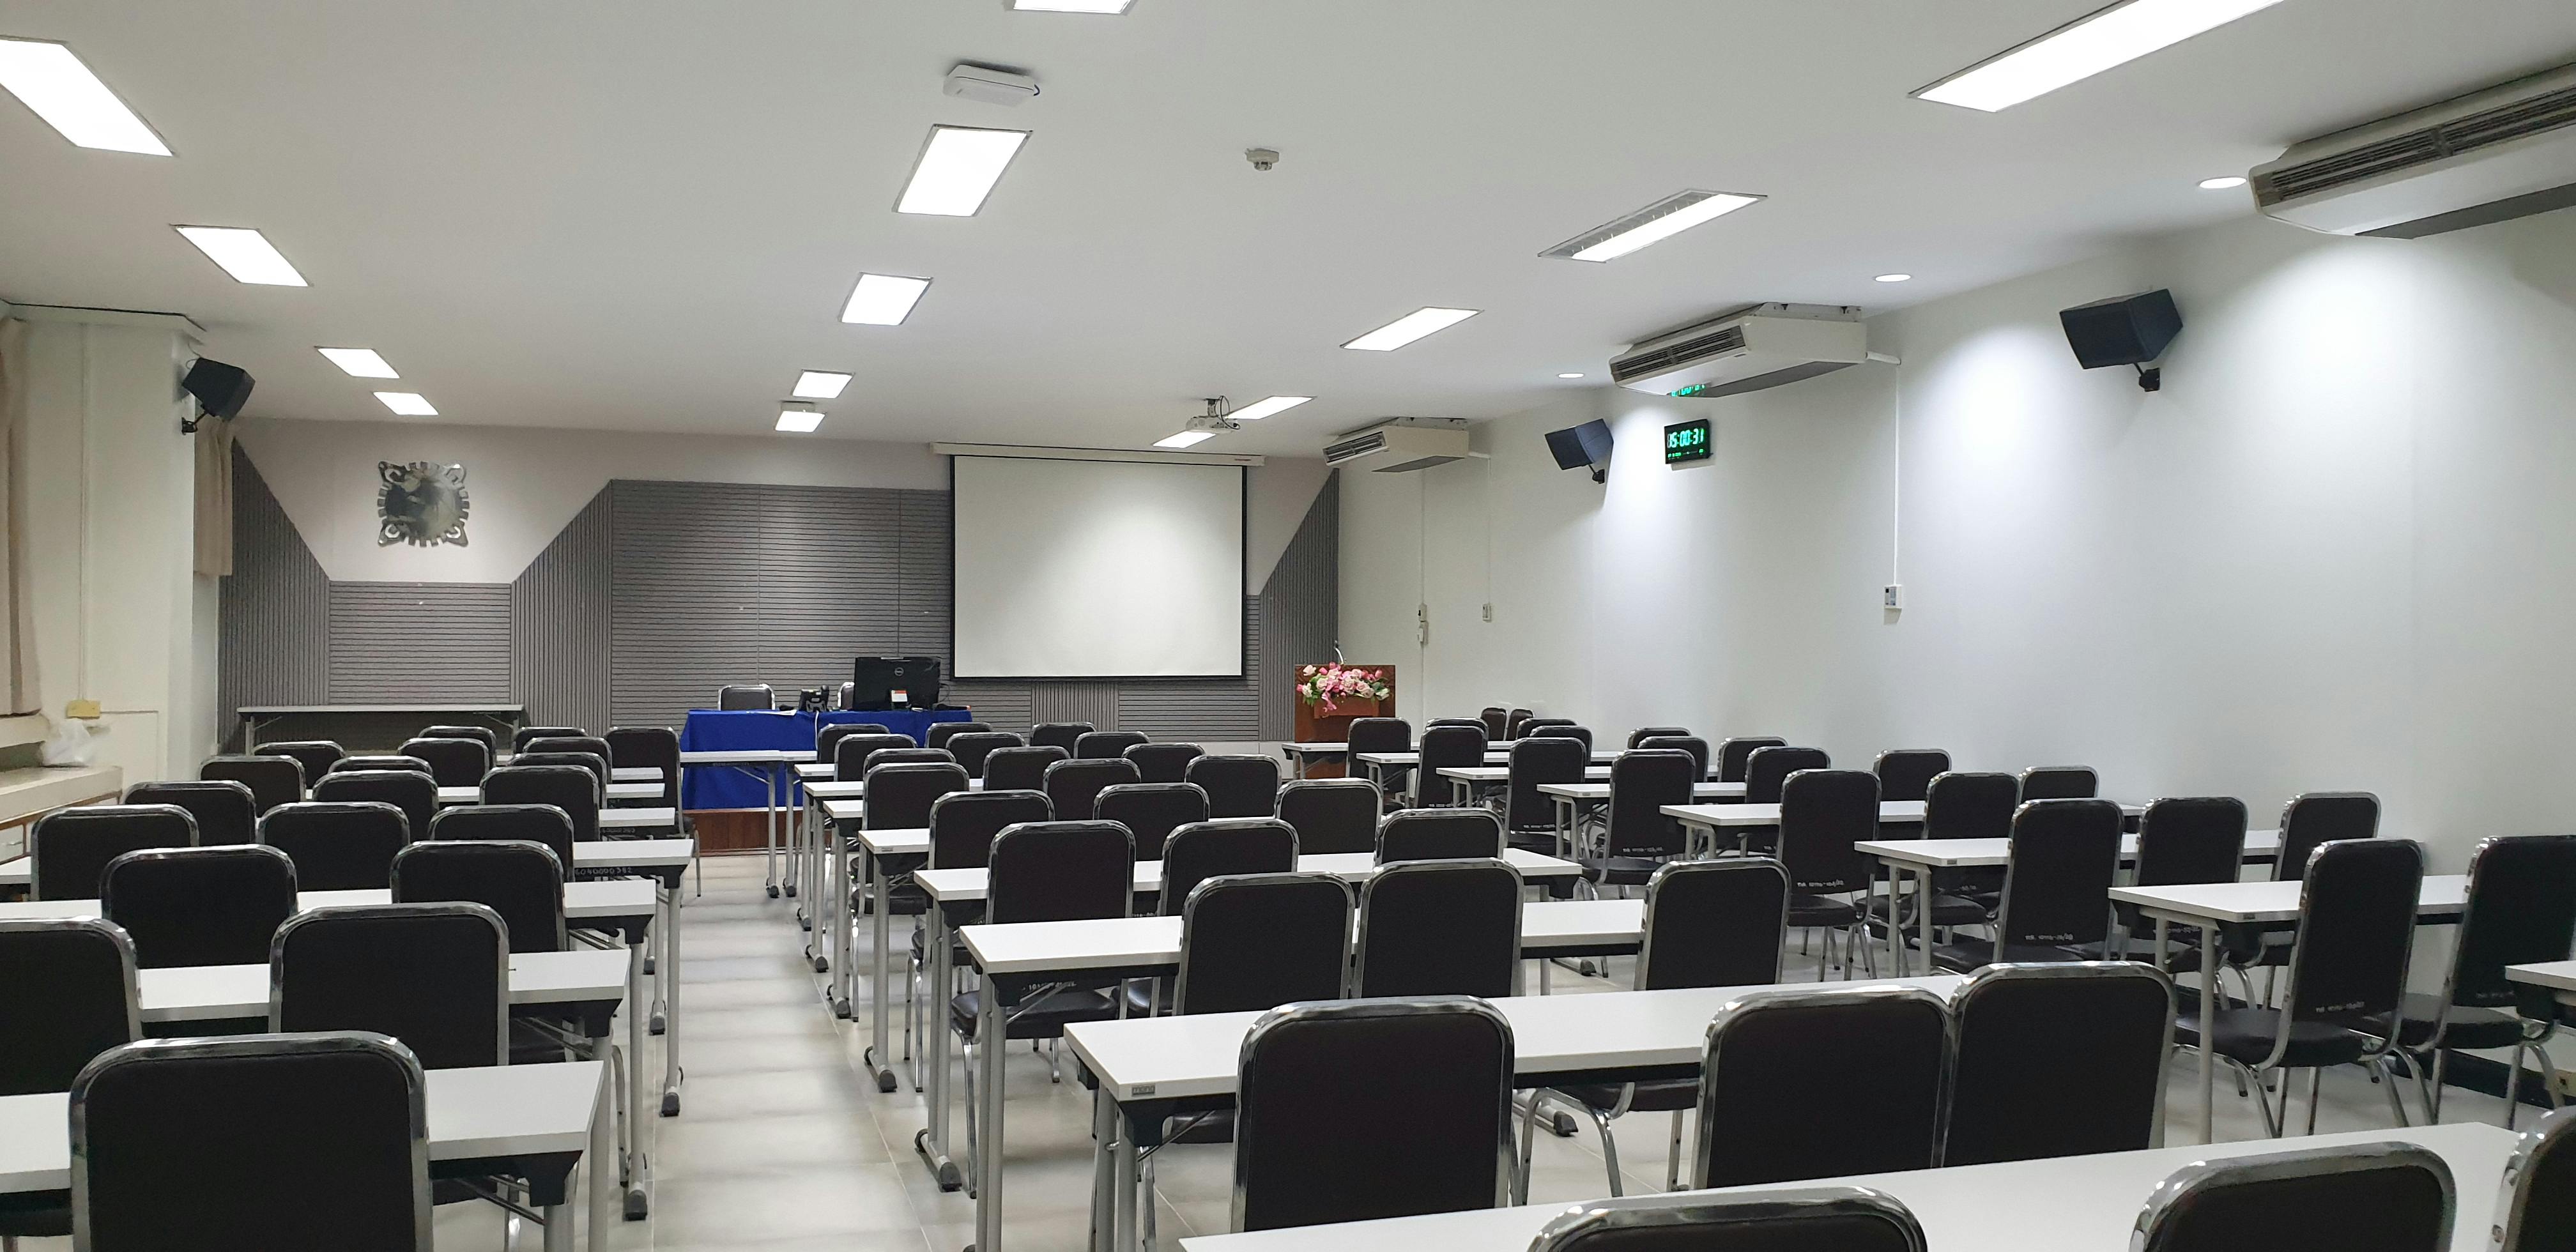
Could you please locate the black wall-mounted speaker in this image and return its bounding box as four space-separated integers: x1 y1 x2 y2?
181 358 255 422
2060 290 2182 370
1545 419 1614 471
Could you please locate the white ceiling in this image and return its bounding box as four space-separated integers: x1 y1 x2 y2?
3 1 2574 456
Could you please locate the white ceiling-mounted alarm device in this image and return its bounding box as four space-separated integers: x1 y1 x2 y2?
944 64 1040 107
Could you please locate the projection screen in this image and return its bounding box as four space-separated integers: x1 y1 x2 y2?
951 455 1245 678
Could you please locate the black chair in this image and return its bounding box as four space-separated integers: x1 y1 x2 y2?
1775 769 1877 977
1189 754 1282 819
1354 859 1521 998
257 800 413 891
2177 838 2425 1137
1713 736 1786 785
1030 722 1094 754
927 790 1055 872
427 803 578 871
1529 859 1790 1193
1123 742 1202 784
1575 749 1695 890
399 737 489 788
391 839 567 954
1932 798 2123 972
1276 778 1381 855
201 754 305 814
2131 1141 2454 1252
1503 737 1591 853
2018 765 2097 800
2220 791 2386 973
69 1032 433 1250
524 735 615 772
100 844 298 969
1503 708 1535 739
1175 874 1353 1014
1346 716 1412 802
2094 796 2247 960
1524 1188 1929 1252
311 770 438 848
1533 725 1595 752
981 745 1068 793
2495 1108 2576 1252
1694 984 1949 1188
924 721 990 750
1626 726 1691 750
1635 735 1710 782
1427 718 1487 730
832 733 920 781
1478 708 1508 739
951 731 1025 779
1868 771 2014 938
1872 749 1950 804
868 761 970 830
272 904 509 1069
716 683 774 711
30 804 195 900
123 780 256 846
2397 834 2576 1124
484 765 601 842
1158 819 1300 915
512 751 613 805
818 723 888 765
1234 998 1514 1232
1377 807 1505 863
604 726 681 809
1738 745 1828 853
0 918 140 1096
330 754 435 776
1521 717 1575 736
420 724 498 752
1414 724 1488 807
1094 782 1209 861
255 739 344 782
511 725 586 752
1075 729 1149 761
1941 962 2174 1166
1043 758 1140 823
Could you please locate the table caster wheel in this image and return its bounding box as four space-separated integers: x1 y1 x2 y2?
1551 1111 1579 1137
833 998 854 1019
661 1091 680 1117
877 1069 896 1092
767 885 779 898
811 954 828 973
785 883 798 897
624 1187 649 1220
650 1012 666 1035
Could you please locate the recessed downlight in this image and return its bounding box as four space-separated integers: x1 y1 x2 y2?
1227 395 1310 421
1154 430 1216 448
1913 0 2288 112
374 392 436 416
2198 175 2248 190
0 38 168 155
1542 190 1764 262
841 273 931 326
317 347 399 378
777 403 823 433
1342 307 1480 352
1558 373 1586 379
1874 273 1913 283
1011 0 1133 10
793 370 852 399
898 125 1029 217
175 226 307 286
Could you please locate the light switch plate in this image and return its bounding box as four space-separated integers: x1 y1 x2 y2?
1882 584 1905 612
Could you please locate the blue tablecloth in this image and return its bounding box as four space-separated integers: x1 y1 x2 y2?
679 708 973 811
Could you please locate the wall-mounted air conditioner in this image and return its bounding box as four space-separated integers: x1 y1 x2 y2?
2253 63 2576 239
1322 422 1471 472
1609 303 1868 397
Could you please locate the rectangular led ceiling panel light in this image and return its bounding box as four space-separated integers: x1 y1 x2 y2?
1915 0 2288 112
1342 307 1479 351
898 125 1029 216
176 226 307 286
374 392 436 416
1011 0 1135 11
0 38 168 154
1542 190 1764 261
777 406 824 432
317 347 399 378
1227 395 1311 421
1154 430 1215 448
793 370 852 399
841 273 931 325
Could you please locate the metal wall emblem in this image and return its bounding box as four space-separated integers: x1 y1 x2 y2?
377 461 471 547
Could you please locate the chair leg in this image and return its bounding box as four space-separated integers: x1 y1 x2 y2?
2305 1065 2324 1135
960 1037 980 1189
1517 1094 1543 1198
1666 1110 1686 1192
1142 1155 1158 1249
1584 1104 1625 1198
2374 1057 2411 1128
2507 1048 2527 1132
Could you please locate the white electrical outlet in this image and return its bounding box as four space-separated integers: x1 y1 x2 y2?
1883 584 1905 612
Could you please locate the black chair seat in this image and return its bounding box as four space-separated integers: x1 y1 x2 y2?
1121 980 1174 1018
949 987 1117 1040
2175 1006 2375 1068
1787 894 1859 927
0 1189 71 1239
1577 856 1666 887
854 883 930 917
2393 995 2529 1051
1929 941 2092 973
1864 890 1987 928
1551 1078 1696 1115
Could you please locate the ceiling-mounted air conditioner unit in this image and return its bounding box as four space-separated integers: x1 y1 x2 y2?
1609 303 1868 397
1322 422 1471 472
2253 62 2576 238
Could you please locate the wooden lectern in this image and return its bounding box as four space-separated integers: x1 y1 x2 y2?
1291 664 1395 779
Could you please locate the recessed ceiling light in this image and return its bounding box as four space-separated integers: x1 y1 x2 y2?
1875 273 1913 283
1542 190 1765 262
1154 430 1216 448
0 38 169 155
2198 175 2248 190
898 125 1029 217
174 226 307 286
1342 307 1480 352
793 370 852 399
1011 0 1134 10
777 403 824 434
1913 0 2287 112
1227 395 1311 421
841 273 931 326
374 392 436 416
1558 373 1586 379
316 347 399 378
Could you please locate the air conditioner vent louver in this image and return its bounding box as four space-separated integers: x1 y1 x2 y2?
1322 431 1387 464
2255 63 2576 238
1608 325 1745 387
1607 303 1867 397
2258 84 2576 202
1322 424 1469 472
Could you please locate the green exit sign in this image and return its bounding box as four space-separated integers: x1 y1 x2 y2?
1665 418 1712 464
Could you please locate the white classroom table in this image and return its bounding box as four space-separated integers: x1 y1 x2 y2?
2507 959 2576 1009
1279 742 1347 778
677 748 813 897
596 807 678 832
1538 779 1744 857
1174 1122 2519 1252
571 839 694 1131
962 897 1647 976
2109 874 2469 1145
0 1060 618 1252
138 947 629 1021
0 876 656 923
439 781 662 804
792 777 983 939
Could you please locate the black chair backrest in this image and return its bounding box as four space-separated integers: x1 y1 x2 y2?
1161 818 1301 915
2277 838 2424 1047
1533 725 1595 751
427 803 578 874
1604 749 1695 859
1030 721 1094 753
1873 749 1951 803
201 754 305 814
1188 754 1282 818
1994 798 2124 951
1478 708 1508 739
1636 735 1711 782
124 779 257 846
272 905 509 1069
1627 726 1691 750
482 765 601 842
716 683 774 711
1416 724 1489 780
1346 717 1411 757
1775 770 1878 897
986 820 1135 926
71 1032 433 1250
1696 984 1949 1188
2496 1108 2576 1252
1276 778 1381 855
419 724 498 752
2119 796 2250 932
865 761 970 831
924 721 991 751
398 737 489 788
257 800 413 891
100 844 298 969
1638 859 1789 990
330 754 434 776
1043 758 1141 823
1076 729 1150 760
2132 1141 2455 1252
1175 873 1353 1014
981 745 1068 793
1123 741 1203 783
524 735 613 772
1356 859 1521 998
32 804 197 900
1744 745 1828 804
1504 737 1590 835
1427 718 1486 730
256 739 344 782
1504 708 1536 738
1921 771 2019 840
819 724 896 772
511 725 586 751
0 917 139 1096
1715 736 1787 784
1094 782 1209 861
950 731 1025 779
311 770 437 845
2451 836 2576 1014
1234 998 1513 1232
604 726 680 807
1521 717 1575 735
511 752 610 800
2018 765 2097 800
1942 962 2173 1166
1377 807 1505 863
927 790 1054 870
391 839 567 954
2274 791 2380 883
1524 1188 1929 1252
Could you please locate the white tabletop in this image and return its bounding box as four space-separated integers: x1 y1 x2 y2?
135 947 630 1021
1361 750 1619 767
808 780 983 804
611 766 663 783
1856 829 2284 869
572 837 693 871
919 848 1581 903
2507 959 2576 1000
2109 874 2470 925
1668 800 2147 828
854 826 931 856
0 1059 605 1194
677 749 815 765
597 807 677 830
963 898 1648 975
1537 781 1745 800
1443 765 1614 782
0 880 656 924
1176 1122 2517 1252
438 781 660 804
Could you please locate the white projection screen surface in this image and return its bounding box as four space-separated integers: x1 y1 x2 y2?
951 455 1245 678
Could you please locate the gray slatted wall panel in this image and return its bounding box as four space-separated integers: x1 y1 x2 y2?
1115 599 1261 740
947 683 1035 736
328 583 513 702
218 447 331 722
1031 683 1119 731
1257 473 1338 740
510 487 613 732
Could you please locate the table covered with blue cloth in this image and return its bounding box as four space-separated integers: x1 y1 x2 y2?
678 708 974 810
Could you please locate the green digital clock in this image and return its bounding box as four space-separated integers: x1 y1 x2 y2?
1665 418 1712 464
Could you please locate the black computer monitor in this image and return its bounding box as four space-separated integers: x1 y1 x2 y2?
850 656 943 710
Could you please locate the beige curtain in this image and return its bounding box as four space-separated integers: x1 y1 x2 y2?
0 318 32 713
194 418 233 576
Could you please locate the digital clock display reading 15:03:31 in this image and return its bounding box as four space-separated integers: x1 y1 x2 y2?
1665 418 1712 464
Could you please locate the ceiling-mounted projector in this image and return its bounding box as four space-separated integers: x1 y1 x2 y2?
1609 303 1868 397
